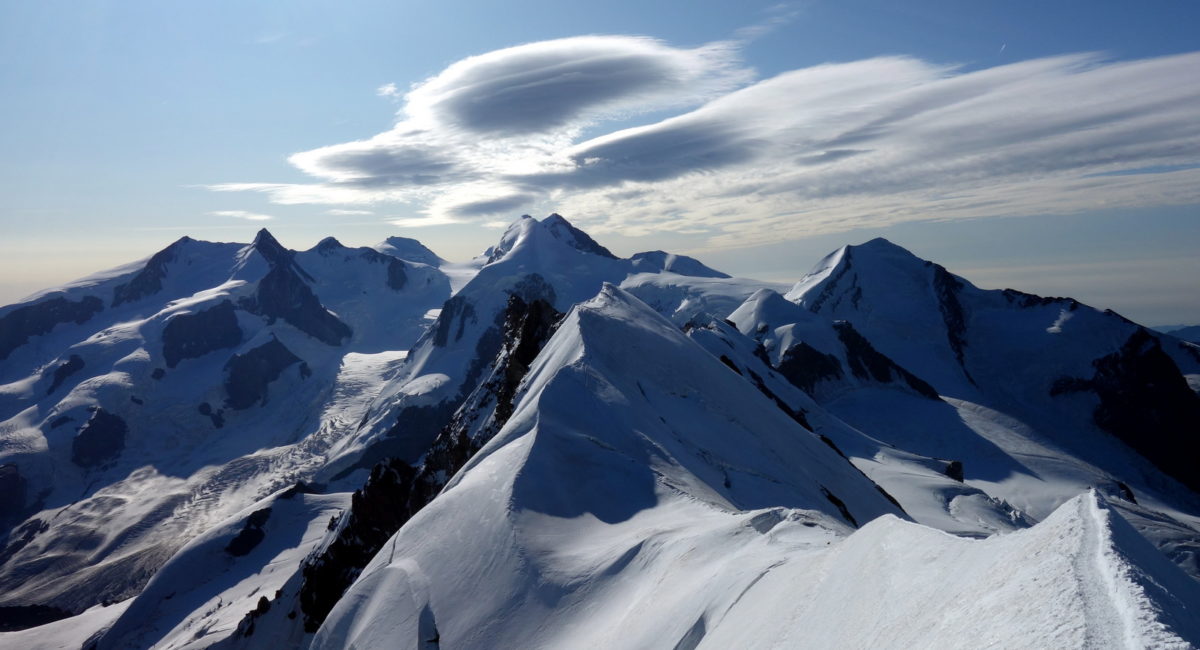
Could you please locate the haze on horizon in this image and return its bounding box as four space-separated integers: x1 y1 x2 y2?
2 0 1198 324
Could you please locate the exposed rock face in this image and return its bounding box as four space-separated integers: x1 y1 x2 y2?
1052 328 1200 492
384 256 408 291
225 507 272 557
0 296 104 360
197 402 225 428
1001 288 1080 310
776 342 844 394
112 237 191 307
312 237 408 290
223 337 306 410
805 248 856 314
240 230 352 346
249 228 301 272
0 464 25 519
299 458 417 632
244 265 351 346
45 354 85 395
833 321 941 400
298 294 563 632
431 295 477 347
930 264 971 379
944 460 965 482
0 605 75 632
71 408 128 468
161 300 243 368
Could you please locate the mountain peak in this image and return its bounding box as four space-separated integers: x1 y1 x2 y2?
374 236 444 267
313 236 345 253
249 228 304 273
845 237 925 265
540 213 618 259
486 213 619 265
628 250 730 278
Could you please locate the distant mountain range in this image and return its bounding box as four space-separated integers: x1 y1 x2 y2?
1 215 1198 648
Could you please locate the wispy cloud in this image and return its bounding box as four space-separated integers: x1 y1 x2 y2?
212 210 274 221
211 36 1200 247
327 208 375 215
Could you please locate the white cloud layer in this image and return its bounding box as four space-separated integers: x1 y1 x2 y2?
212 210 273 221
212 36 1200 247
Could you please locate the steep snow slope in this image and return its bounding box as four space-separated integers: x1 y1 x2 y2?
697 491 1200 649
372 236 445 268
3 217 1199 648
313 286 1200 649
619 273 787 327
0 229 449 623
313 284 903 649
96 485 348 650
322 214 747 481
737 239 1200 577
683 315 1031 539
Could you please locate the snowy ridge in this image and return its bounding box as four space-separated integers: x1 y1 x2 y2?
1 217 1198 648
0 228 450 623
313 284 903 649
313 283 1200 647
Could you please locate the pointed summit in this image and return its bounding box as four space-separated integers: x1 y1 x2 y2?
111 235 197 307
251 228 292 267
542 213 618 259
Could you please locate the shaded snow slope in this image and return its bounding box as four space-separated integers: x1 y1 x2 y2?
96 486 347 650
620 273 786 327
314 284 903 648
0 229 448 622
372 236 445 268
733 242 1200 577
313 288 1200 647
3 217 1199 648
323 214 742 480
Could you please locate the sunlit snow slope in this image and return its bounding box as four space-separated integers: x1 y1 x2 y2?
1 215 1198 650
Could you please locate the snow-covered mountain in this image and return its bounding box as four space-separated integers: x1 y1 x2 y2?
1 215 1198 649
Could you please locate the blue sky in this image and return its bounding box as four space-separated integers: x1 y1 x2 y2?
2 0 1198 323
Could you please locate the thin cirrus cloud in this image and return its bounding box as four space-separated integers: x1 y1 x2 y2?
211 36 1200 248
212 210 274 221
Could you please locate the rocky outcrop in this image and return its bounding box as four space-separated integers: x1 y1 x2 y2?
298 293 563 632
161 300 243 368
930 264 973 383
1052 328 1200 492
111 237 190 307
0 464 25 519
45 354 85 394
0 296 103 360
223 337 307 410
299 459 417 632
431 295 477 347
71 408 128 468
240 230 351 346
312 238 409 290
775 342 844 394
833 321 941 399
0 604 75 632
225 507 272 557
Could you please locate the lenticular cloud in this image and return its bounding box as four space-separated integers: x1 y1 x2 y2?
211 37 1200 246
